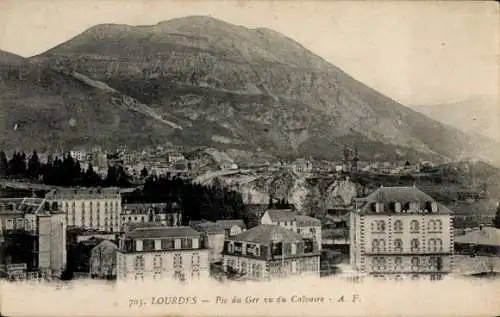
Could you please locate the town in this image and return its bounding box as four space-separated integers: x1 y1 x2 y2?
0 144 498 283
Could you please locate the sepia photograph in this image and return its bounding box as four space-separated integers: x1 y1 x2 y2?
0 0 499 316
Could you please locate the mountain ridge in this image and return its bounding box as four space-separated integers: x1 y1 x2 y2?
1 16 495 163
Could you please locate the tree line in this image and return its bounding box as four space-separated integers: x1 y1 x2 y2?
125 176 258 228
0 150 132 187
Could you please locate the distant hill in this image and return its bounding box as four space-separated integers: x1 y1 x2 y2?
0 16 494 162
413 96 500 142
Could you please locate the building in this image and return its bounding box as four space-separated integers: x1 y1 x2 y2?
0 197 67 279
350 186 454 281
222 224 320 281
116 226 209 282
121 203 182 230
46 188 121 233
70 149 89 162
215 220 246 238
166 151 186 164
191 222 226 263
261 209 322 250
90 239 118 279
291 159 313 174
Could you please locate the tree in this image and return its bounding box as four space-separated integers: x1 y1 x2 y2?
493 202 500 229
82 163 101 187
140 167 148 178
0 150 8 177
27 150 41 179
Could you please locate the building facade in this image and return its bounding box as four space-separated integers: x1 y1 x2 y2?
121 203 182 230
222 224 320 281
261 209 322 251
116 227 209 282
350 186 454 281
191 222 226 263
0 198 67 278
47 188 121 233
90 240 118 279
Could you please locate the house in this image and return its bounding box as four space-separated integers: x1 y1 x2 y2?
166 151 186 164
215 220 246 238
121 203 182 229
222 224 320 281
191 222 226 263
291 159 313 174
350 186 454 281
116 226 209 282
90 239 118 279
261 209 322 250
0 198 66 279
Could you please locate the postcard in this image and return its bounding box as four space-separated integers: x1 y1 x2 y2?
0 0 499 316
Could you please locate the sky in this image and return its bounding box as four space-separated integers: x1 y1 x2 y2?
0 0 498 106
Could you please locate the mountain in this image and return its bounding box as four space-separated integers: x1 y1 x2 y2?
2 16 494 161
0 50 179 152
413 96 500 142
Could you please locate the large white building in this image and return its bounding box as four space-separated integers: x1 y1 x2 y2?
46 188 121 233
223 224 320 281
350 186 454 281
116 226 209 282
261 209 322 250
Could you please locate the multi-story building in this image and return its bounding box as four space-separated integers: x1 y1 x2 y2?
0 197 67 278
261 209 322 250
121 203 182 230
191 222 226 263
350 186 454 281
46 188 121 233
222 224 321 281
116 226 209 282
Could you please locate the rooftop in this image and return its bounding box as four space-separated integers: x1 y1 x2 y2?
215 219 246 230
125 226 201 239
265 209 297 222
455 227 500 247
228 224 303 244
265 209 321 225
355 186 452 215
193 222 225 234
49 187 121 197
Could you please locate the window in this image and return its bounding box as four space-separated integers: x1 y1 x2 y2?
291 243 297 255
411 239 420 252
393 220 403 233
6 219 13 230
410 220 420 233
371 239 385 252
411 257 420 271
371 257 386 271
429 238 443 252
394 257 404 271
174 239 181 249
372 220 386 233
143 239 155 252
394 239 403 252
428 219 442 232
134 255 145 271
16 218 24 229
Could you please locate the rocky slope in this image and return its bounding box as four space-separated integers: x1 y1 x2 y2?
22 15 493 162
0 50 179 152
